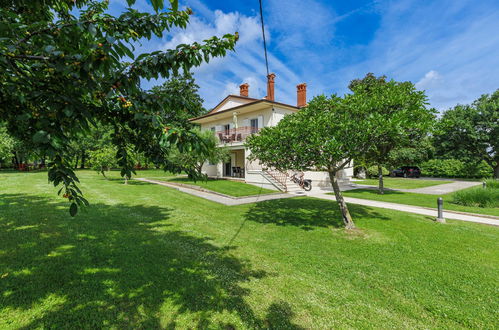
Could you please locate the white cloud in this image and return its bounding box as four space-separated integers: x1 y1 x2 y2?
330 0 499 110
415 70 442 90
156 7 305 108
109 0 499 111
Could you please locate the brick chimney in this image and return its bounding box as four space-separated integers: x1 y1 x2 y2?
266 73 276 101
297 83 307 107
239 83 249 97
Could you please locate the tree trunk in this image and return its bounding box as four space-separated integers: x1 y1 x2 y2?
80 151 86 169
378 164 384 195
329 171 356 229
74 155 79 169
196 163 203 177
100 167 108 179
13 151 19 169
494 163 499 179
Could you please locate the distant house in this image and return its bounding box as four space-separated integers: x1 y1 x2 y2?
190 73 353 192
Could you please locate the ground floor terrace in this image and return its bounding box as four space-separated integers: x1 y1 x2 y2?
202 146 354 192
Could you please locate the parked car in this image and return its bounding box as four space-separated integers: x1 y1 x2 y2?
390 166 421 178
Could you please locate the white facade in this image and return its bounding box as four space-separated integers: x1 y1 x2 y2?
191 96 353 192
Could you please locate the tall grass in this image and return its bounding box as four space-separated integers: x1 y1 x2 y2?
452 182 499 208
484 179 499 189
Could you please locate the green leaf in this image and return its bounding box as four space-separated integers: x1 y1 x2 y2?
88 23 96 36
33 130 49 144
171 0 178 11
69 203 78 217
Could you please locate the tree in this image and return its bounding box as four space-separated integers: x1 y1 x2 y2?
349 73 435 194
168 129 229 179
88 145 117 179
150 73 207 122
246 95 375 229
67 123 113 169
434 90 499 178
0 0 238 215
0 124 15 167
387 136 435 168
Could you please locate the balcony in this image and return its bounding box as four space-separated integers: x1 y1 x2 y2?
215 126 260 144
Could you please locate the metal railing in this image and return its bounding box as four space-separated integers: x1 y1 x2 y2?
262 169 288 192
215 126 260 143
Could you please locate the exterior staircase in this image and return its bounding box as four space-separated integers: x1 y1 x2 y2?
261 170 288 192
260 169 308 195
261 169 355 194
285 180 306 195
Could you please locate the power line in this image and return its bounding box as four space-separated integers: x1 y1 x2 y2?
258 0 270 76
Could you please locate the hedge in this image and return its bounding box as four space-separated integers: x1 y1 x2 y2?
366 165 390 178
420 159 492 178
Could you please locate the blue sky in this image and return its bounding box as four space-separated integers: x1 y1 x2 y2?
109 0 499 111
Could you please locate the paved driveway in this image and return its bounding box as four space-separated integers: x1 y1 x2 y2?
397 181 482 195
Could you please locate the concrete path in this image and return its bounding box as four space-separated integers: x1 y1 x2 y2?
311 193 498 226
136 178 497 226
135 178 294 206
397 181 482 195
344 180 482 195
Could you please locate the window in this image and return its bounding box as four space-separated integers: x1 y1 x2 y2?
224 124 230 135
250 118 258 133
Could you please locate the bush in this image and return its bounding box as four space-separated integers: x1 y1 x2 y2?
366 165 389 178
484 179 499 189
420 159 465 177
464 161 494 178
88 146 117 178
420 159 493 178
452 186 499 208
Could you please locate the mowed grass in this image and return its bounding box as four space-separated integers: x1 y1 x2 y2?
99 169 275 197
343 188 499 217
354 177 453 189
165 177 276 197
0 170 498 328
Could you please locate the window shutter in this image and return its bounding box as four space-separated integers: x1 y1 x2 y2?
258 115 264 128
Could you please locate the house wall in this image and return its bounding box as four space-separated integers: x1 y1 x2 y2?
200 107 276 133
217 98 253 112
198 103 354 190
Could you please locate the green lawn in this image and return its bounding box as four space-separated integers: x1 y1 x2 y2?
87 169 276 197
354 177 453 189
343 188 499 217
1 170 498 328
164 177 276 197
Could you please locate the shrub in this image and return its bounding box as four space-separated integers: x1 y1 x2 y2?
420 159 492 178
464 161 493 178
452 186 499 208
420 159 465 177
484 179 499 189
367 165 389 178
88 146 118 178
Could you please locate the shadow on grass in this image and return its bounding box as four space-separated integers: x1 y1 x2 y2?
344 188 407 196
0 194 301 328
102 177 151 185
169 177 214 183
244 197 391 230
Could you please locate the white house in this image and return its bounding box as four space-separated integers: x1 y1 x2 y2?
190 73 353 192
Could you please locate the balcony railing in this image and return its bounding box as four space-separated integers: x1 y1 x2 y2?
215 126 260 143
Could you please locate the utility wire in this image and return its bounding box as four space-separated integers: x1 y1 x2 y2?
258 0 270 76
